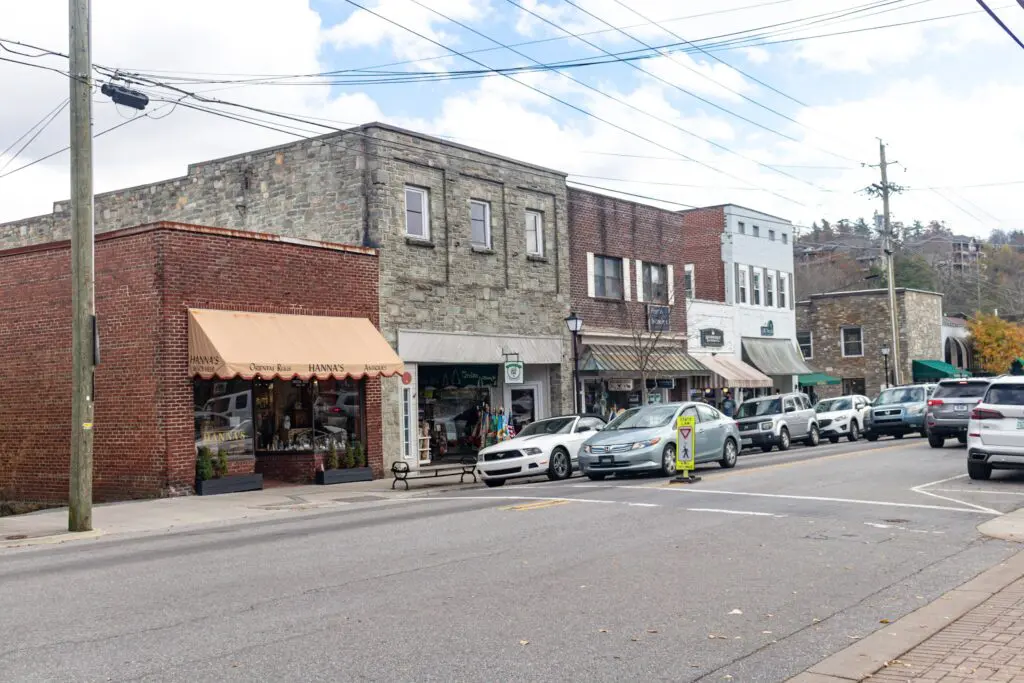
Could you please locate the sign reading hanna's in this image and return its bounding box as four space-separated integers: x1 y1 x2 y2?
700 328 724 348
418 364 499 388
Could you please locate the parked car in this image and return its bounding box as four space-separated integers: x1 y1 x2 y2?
578 402 740 480
925 378 992 448
966 376 1024 480
734 392 819 452
864 384 937 441
815 395 871 443
476 414 606 487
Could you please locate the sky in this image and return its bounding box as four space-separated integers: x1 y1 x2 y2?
1 0 1022 238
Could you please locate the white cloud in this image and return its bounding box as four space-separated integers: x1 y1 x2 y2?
641 53 753 104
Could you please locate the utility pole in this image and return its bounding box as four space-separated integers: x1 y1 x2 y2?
869 140 903 387
68 0 95 532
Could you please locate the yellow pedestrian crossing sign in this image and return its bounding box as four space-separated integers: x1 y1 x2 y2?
676 415 696 472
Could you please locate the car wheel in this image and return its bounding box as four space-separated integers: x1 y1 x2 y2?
848 422 860 442
547 448 571 481
957 434 967 444
586 473 607 481
865 432 878 442
661 444 677 476
893 433 905 440
928 433 945 448
720 439 738 469
805 425 820 447
967 461 992 481
778 427 791 451
760 445 773 453
829 435 840 444
484 479 506 488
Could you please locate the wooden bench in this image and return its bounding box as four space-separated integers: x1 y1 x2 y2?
390 457 478 490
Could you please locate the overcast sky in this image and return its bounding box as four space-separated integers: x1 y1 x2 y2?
1 0 1022 237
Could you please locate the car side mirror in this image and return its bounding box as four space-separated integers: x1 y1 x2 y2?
785 406 796 413
577 426 593 433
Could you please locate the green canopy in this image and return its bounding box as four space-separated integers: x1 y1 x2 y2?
798 372 841 387
912 359 971 381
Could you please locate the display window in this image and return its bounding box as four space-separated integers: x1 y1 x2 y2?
193 378 254 459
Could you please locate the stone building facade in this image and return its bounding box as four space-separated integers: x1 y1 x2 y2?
0 123 573 474
796 288 944 399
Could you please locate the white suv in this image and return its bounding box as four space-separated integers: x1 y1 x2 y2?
966 376 1024 480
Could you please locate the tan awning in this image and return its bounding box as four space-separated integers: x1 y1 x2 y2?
187 309 403 380
695 354 773 389
741 337 814 376
580 344 708 375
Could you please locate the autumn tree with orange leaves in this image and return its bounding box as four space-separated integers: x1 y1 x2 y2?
968 314 1024 375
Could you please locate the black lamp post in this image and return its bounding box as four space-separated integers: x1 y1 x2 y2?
565 312 583 413
881 343 891 390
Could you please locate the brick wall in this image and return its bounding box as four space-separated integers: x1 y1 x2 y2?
0 222 381 503
678 206 728 302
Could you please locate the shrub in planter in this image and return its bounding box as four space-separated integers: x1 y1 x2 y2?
196 447 214 482
215 448 229 479
354 441 366 468
344 444 356 469
327 442 340 471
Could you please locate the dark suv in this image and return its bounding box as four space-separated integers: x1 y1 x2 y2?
925 378 991 448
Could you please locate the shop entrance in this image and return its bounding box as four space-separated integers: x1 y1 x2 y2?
418 364 498 460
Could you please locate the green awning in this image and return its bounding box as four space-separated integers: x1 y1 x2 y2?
912 359 971 380
798 372 841 387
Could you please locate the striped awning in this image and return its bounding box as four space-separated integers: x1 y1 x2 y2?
580 344 708 375
695 354 773 389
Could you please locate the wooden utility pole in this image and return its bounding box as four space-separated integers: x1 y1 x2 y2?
877 140 903 386
68 0 96 532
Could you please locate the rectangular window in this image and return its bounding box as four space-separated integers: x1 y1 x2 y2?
841 327 864 357
525 210 543 256
778 271 787 308
782 233 788 245
738 221 746 235
765 270 775 307
405 186 429 239
769 229 776 242
752 225 760 238
594 255 624 299
470 199 491 248
737 266 748 304
642 262 668 304
797 331 812 359
684 263 694 299
402 386 412 460
752 267 761 306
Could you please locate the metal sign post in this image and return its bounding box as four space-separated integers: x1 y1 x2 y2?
671 415 700 484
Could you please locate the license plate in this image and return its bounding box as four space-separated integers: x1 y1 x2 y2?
954 405 968 412
599 456 612 464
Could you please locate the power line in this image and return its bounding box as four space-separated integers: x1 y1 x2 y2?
0 99 69 174
974 0 1024 49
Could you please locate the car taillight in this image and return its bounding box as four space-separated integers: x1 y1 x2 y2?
971 408 1004 420
927 399 943 407
330 407 342 414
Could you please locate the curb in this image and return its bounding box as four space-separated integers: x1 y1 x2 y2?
0 528 104 549
977 507 1024 542
788 547 1024 682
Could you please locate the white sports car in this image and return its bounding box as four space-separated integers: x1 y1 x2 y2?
476 414 607 487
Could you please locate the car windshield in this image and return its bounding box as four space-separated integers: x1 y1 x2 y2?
875 387 925 405
517 417 574 437
736 398 782 418
986 384 1024 406
605 405 678 430
933 381 989 399
816 398 851 413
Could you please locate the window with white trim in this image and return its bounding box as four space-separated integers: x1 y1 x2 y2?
797 331 812 359
752 225 760 238
778 271 787 308
642 262 668 304
765 270 775 307
525 210 543 256
405 186 429 239
769 229 776 242
738 221 746 235
683 263 695 299
841 326 864 357
593 255 624 299
751 267 762 306
782 232 788 245
736 265 748 304
470 200 491 248
402 386 413 460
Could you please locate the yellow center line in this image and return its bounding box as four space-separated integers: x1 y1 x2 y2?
501 499 574 511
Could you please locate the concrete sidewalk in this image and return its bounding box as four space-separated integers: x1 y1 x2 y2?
791 509 1024 683
0 474 484 549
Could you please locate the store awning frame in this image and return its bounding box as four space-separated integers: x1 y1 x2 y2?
741 337 814 376
912 359 971 381
187 309 404 380
798 372 841 387
695 354 773 388
580 344 708 376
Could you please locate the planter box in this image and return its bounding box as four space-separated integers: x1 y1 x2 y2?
315 467 373 485
195 473 263 496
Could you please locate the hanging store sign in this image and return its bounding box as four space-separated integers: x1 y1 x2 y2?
700 328 725 348
645 378 675 389
647 305 670 333
504 360 524 384
418 364 499 388
760 320 775 337
607 379 634 392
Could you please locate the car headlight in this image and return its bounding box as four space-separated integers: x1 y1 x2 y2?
523 447 543 455
631 437 661 450
583 445 592 453
906 405 924 415
760 422 773 431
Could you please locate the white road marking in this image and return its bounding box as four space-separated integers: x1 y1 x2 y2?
686 508 784 517
932 488 1024 496
864 522 943 534
626 486 1001 515
419 495 654 507
910 474 1003 515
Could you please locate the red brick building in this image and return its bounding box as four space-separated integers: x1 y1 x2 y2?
567 189 722 411
0 222 395 504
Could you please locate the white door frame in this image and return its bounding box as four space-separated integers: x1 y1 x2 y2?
504 381 546 424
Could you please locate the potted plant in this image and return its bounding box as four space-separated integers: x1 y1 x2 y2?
316 440 373 485
195 446 263 495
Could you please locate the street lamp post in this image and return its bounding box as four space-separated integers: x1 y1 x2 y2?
564 312 583 414
881 344 891 390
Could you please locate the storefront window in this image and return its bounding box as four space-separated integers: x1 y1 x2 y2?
194 378 254 459
313 378 366 451
419 365 497 457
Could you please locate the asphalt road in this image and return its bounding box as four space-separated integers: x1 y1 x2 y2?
3 435 1024 683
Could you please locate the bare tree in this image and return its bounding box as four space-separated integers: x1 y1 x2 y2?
620 299 671 406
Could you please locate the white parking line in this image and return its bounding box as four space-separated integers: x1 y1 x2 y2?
687 508 784 517
932 488 1024 496
910 474 1003 515
420 495 648 507
626 486 1001 515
